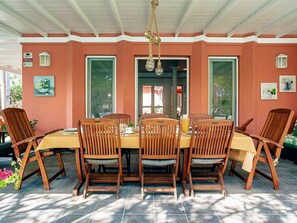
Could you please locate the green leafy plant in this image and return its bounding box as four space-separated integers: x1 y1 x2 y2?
128 122 134 127
0 161 21 189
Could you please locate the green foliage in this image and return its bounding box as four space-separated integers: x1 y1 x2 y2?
9 74 22 108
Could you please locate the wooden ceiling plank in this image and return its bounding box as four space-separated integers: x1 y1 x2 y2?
227 0 282 37
203 0 239 35
67 0 99 37
0 2 47 37
276 23 297 38
0 23 21 37
108 0 124 35
256 7 297 36
175 0 199 37
27 0 71 36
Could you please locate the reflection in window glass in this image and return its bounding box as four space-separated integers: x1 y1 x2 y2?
86 57 115 118
143 86 151 106
143 107 151 114
154 86 163 106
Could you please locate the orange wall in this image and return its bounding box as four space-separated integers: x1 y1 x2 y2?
22 41 297 134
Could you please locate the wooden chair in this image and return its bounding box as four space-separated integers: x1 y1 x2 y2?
235 118 253 132
103 113 131 175
78 118 123 199
103 113 131 125
187 120 234 197
139 118 181 200
141 113 169 119
0 108 65 190
229 108 294 190
189 113 213 126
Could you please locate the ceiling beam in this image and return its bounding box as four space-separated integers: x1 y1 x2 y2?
255 7 297 36
67 0 99 37
0 2 47 37
227 0 282 37
175 0 199 37
108 0 124 35
276 23 297 38
203 0 239 35
0 23 21 37
26 0 71 36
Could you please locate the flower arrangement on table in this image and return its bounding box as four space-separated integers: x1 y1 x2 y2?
0 161 21 189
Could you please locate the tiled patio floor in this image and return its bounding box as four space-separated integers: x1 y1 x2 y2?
1 151 297 223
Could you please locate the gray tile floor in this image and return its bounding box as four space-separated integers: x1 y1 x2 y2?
1 151 297 223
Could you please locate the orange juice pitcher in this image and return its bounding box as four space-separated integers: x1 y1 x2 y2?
181 115 190 133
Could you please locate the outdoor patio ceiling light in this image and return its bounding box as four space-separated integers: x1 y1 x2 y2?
144 0 163 75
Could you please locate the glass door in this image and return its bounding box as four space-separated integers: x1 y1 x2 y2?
209 57 238 122
137 59 188 122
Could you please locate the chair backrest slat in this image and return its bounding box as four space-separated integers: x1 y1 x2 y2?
78 118 121 158
191 120 234 159
260 108 294 155
140 118 180 159
1 108 34 156
103 113 131 124
141 113 169 120
189 113 213 127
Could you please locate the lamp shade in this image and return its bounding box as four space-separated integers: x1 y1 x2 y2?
276 54 287 69
39 52 51 67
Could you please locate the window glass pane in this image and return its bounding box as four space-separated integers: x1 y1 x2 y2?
154 86 163 106
142 86 151 106
143 107 151 114
87 57 115 118
209 59 237 121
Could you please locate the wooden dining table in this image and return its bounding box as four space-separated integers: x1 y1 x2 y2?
36 130 256 195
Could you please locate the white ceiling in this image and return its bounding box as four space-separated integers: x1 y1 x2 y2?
0 0 297 73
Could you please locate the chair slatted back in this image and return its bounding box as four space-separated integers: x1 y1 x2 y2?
78 118 121 159
190 120 234 159
1 108 34 157
141 113 169 120
260 108 294 156
139 118 180 160
103 113 131 124
189 113 213 127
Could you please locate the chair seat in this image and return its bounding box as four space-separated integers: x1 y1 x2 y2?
142 159 176 166
85 158 119 165
192 158 223 165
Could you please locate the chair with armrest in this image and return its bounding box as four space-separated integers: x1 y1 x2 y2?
229 108 294 190
141 113 169 119
139 118 181 200
186 120 234 197
0 107 65 190
235 118 253 132
188 113 213 127
103 113 131 175
78 118 123 199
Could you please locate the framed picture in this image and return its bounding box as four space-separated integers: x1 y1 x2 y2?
261 83 277 100
279 75 296 92
34 76 55 96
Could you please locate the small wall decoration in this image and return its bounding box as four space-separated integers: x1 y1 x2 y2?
279 75 296 92
34 76 55 96
261 83 277 100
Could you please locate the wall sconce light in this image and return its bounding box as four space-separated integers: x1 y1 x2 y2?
39 52 51 67
276 54 287 68
144 0 163 75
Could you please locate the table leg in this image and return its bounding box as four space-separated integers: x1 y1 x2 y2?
181 148 189 196
72 147 85 196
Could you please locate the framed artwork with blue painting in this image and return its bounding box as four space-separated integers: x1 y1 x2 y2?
279 75 296 92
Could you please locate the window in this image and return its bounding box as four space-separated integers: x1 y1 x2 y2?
209 57 238 122
86 57 116 118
